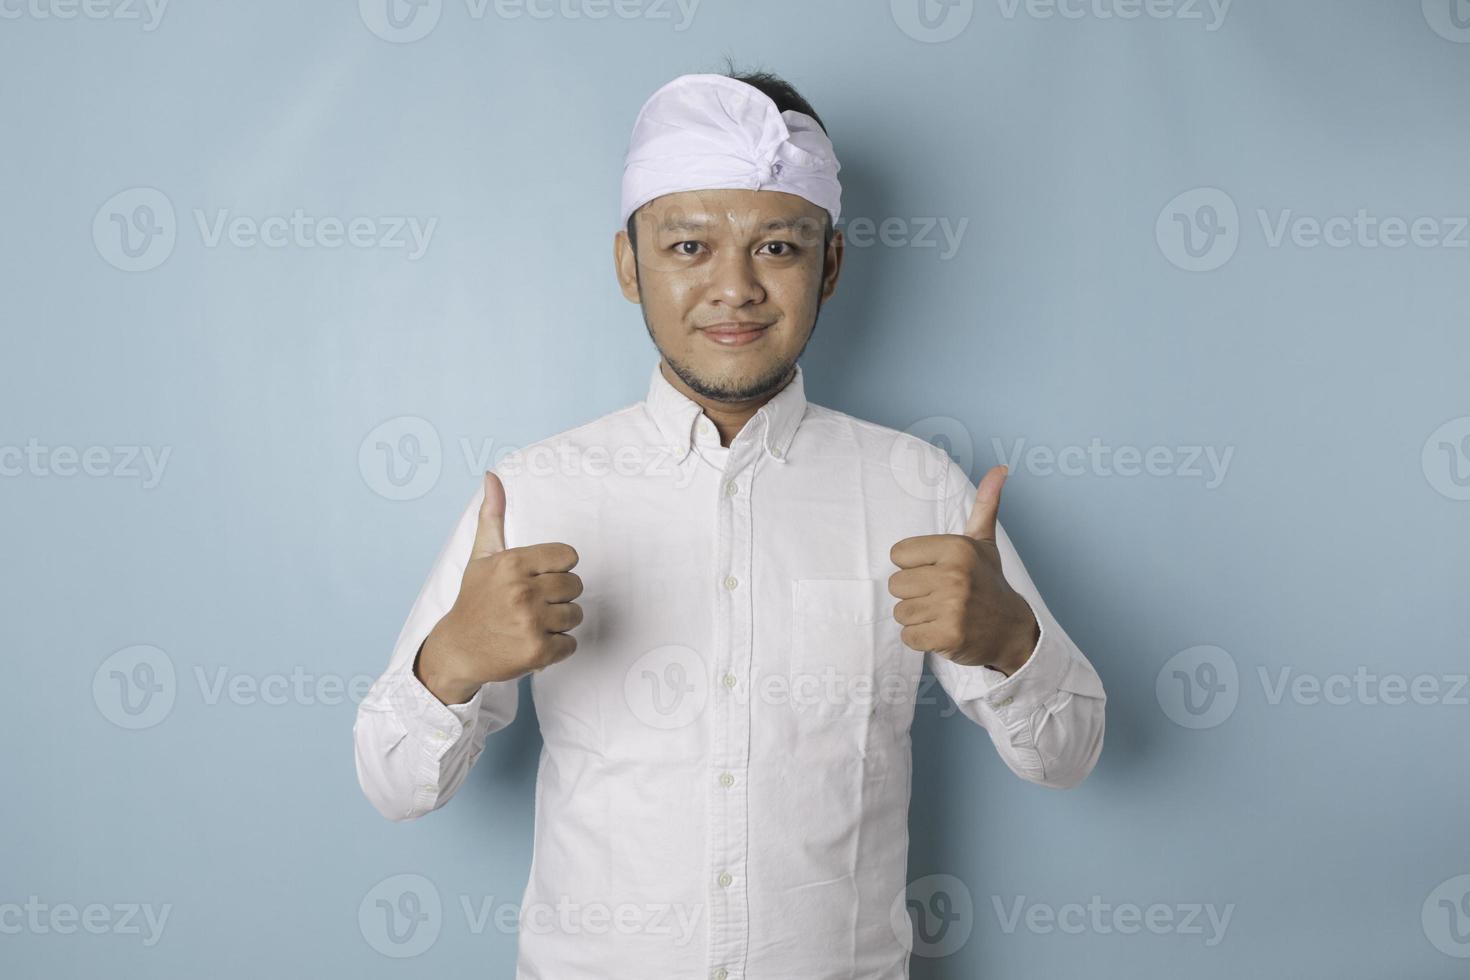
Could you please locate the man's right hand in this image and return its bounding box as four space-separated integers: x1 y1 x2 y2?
415 471 584 704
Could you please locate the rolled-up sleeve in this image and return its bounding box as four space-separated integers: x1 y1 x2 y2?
353 476 521 821
924 455 1107 789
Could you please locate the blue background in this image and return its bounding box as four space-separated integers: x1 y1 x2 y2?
3 0 1468 976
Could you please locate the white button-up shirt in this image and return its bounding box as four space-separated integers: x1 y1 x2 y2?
354 360 1107 979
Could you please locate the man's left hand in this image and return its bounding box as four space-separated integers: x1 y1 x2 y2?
887 465 1040 676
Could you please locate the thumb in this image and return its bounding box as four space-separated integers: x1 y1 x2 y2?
471 470 507 559
962 464 1007 542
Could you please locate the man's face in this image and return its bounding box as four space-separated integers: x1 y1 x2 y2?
614 188 844 402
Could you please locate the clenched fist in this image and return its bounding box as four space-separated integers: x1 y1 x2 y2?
888 465 1040 676
416 471 584 704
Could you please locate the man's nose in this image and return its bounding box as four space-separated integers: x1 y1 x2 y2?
706 249 765 307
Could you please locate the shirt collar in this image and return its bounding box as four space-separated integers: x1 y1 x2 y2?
644 359 806 464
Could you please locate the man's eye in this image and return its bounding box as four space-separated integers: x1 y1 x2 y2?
762 241 797 257
673 241 703 255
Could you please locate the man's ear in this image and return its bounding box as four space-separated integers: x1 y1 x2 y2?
614 229 641 303
819 227 844 303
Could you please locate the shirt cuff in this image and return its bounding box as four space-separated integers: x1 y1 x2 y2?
384 663 486 743
953 597 1069 711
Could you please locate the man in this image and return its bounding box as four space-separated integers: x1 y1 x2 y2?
354 69 1107 979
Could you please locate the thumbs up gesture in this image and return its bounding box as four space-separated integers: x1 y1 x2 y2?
887 465 1040 676
416 471 585 703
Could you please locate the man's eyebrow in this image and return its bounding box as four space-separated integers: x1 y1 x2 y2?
656 216 812 234
658 218 713 233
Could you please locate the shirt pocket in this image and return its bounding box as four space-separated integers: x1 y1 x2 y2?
789 578 880 724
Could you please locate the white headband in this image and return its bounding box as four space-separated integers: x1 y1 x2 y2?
619 73 843 231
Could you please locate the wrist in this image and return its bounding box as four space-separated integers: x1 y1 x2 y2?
990 601 1040 677
416 627 483 705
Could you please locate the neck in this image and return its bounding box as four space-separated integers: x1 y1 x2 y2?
659 359 792 448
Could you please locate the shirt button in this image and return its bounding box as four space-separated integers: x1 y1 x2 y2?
719 772 735 787
724 480 737 496
432 729 447 740
714 970 728 980
999 695 1015 706
723 575 738 590
770 446 783 459
722 673 737 688
718 871 732 887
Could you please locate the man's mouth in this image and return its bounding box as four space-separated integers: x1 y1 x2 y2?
701 322 772 347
